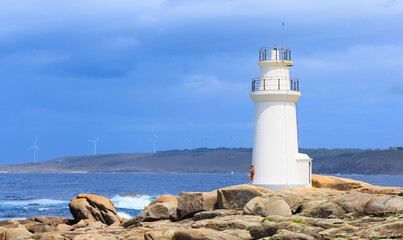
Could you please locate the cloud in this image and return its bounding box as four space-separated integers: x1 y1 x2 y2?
294 44 403 103
176 74 248 102
181 75 230 94
298 44 403 69
104 36 140 50
0 50 70 75
2 0 403 40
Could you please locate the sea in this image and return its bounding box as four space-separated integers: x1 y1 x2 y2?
0 173 402 221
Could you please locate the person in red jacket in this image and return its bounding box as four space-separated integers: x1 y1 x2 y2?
248 164 255 184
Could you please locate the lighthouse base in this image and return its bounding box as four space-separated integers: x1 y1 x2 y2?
252 183 311 191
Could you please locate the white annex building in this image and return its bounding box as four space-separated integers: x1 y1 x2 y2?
250 47 312 190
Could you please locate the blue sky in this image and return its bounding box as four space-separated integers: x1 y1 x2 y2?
1 0 403 164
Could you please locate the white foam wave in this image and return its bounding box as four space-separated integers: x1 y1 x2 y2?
111 195 153 210
38 208 50 211
117 211 132 219
0 199 67 206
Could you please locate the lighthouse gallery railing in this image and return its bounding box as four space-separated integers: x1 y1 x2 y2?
259 47 291 61
251 77 299 92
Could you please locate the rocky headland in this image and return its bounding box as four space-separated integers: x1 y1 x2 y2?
0 175 402 240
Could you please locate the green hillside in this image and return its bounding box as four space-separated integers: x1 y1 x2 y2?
0 148 402 175
314 149 403 175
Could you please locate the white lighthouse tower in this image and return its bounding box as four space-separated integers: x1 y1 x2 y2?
250 47 312 190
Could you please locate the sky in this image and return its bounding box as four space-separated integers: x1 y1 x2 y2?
1 0 403 164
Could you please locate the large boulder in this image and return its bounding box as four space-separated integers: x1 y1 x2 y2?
147 195 177 208
355 186 403 196
312 174 371 191
28 223 58 233
122 211 149 229
145 230 175 240
248 219 321 239
302 192 403 218
176 191 217 220
268 191 310 212
144 195 178 221
243 196 292 217
0 220 32 229
0 227 5 240
362 221 403 238
279 187 344 198
221 229 255 240
26 216 73 225
302 201 347 219
73 221 107 232
271 188 344 215
145 201 178 221
122 195 178 228
28 222 72 233
294 216 346 229
193 209 241 221
217 185 272 210
69 193 121 225
192 215 263 231
29 232 69 240
319 225 360 239
332 192 403 216
270 229 316 240
6 227 33 240
173 228 243 240
73 219 96 228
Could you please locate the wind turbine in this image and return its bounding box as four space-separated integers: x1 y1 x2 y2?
182 136 190 150
27 137 40 163
204 136 211 147
152 129 159 153
89 137 99 155
230 134 234 149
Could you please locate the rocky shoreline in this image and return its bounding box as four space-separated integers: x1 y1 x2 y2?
0 175 402 240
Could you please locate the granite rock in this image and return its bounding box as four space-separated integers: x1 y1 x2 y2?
69 193 121 225
217 185 272 210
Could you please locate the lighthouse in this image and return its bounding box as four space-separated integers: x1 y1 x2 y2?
250 47 312 190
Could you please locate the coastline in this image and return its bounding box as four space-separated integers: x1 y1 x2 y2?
1 148 402 175
1 175 402 239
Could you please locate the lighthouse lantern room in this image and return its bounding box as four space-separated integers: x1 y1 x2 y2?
250 47 312 191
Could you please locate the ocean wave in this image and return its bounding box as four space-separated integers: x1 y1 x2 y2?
38 208 50 211
111 195 154 210
0 199 67 208
117 211 132 219
0 199 68 211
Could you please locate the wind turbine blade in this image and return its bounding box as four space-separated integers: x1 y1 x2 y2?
27 146 33 150
89 138 99 143
35 146 41 151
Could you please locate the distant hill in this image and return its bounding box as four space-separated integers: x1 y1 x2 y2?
313 149 403 175
0 148 402 175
